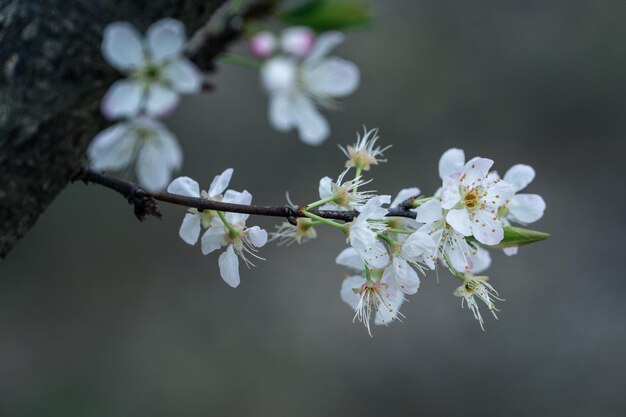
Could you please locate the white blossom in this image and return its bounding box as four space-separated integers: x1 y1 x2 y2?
415 199 489 274
454 271 503 330
339 127 390 171
383 229 436 295
200 190 267 288
88 117 182 192
318 169 375 211
260 29 360 145
440 156 515 245
346 195 391 269
167 169 234 245
269 218 317 245
336 248 405 335
101 18 202 119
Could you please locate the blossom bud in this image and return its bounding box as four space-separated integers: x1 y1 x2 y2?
249 31 277 58
281 27 315 57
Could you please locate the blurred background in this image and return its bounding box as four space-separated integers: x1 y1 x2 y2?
2 0 626 415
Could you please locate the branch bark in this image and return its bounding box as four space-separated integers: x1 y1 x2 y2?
74 168 418 223
0 0 269 259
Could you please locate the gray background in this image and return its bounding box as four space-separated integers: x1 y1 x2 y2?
2 0 626 416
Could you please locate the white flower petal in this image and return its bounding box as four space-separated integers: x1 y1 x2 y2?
444 231 473 272
335 247 365 271
384 258 420 295
179 213 202 245
136 127 182 192
102 22 145 72
291 94 330 145
413 199 443 224
304 57 360 97
247 226 268 248
402 229 437 261
471 211 504 246
446 209 472 236
503 164 535 192
318 176 334 200
440 173 461 209
470 246 492 274
136 142 169 192
306 31 344 63
88 123 136 171
461 157 494 187
484 181 515 209
201 222 225 255
167 176 200 198
438 148 465 179
340 275 366 311
350 224 390 269
261 57 297 92
390 187 421 208
146 18 186 63
163 58 202 93
101 80 144 119
208 168 234 198
356 195 391 222
145 84 180 117
218 245 241 288
268 90 294 132
374 288 404 326
223 190 252 224
509 193 546 224
503 247 519 256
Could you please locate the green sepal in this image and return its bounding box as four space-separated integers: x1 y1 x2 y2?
280 0 372 32
490 226 549 248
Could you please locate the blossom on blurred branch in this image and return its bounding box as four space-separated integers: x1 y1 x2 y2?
101 18 202 119
254 28 360 145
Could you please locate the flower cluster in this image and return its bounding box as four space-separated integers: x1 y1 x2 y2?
167 170 268 288
250 27 360 145
327 132 546 334
89 19 202 192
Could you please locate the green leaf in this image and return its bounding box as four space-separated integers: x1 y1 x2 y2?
281 0 372 31
490 226 550 249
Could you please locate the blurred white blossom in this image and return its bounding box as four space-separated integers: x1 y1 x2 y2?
101 18 202 119
257 28 360 145
88 117 182 192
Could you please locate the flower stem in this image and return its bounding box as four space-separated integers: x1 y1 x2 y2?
306 195 337 210
387 228 413 235
377 233 396 246
217 210 239 237
302 211 346 230
218 53 261 69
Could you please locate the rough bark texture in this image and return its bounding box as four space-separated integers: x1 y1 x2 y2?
0 0 227 259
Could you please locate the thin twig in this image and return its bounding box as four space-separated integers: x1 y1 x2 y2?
73 168 418 223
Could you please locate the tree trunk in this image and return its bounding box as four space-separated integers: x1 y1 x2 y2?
0 0 226 259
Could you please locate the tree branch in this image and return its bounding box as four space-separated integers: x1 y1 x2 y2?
74 168 418 223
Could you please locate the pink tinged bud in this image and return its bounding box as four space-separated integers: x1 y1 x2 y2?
281 27 315 57
249 31 277 58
